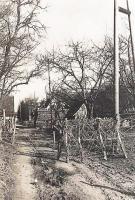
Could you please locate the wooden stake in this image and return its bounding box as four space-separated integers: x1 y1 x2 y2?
65 130 69 163
12 116 16 145
117 131 128 158
3 109 5 126
53 131 56 149
99 131 107 161
78 123 83 162
65 118 69 163
97 119 107 160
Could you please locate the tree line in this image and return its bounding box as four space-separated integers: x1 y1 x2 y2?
36 36 135 118
0 1 134 118
0 0 46 96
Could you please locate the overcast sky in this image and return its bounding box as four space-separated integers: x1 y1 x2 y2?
14 0 135 111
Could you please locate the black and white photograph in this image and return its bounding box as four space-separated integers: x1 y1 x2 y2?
0 0 135 199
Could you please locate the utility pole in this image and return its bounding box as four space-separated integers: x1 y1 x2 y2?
113 0 130 158
114 0 120 131
126 0 135 73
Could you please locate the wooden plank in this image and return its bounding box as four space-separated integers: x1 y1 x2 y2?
119 7 131 15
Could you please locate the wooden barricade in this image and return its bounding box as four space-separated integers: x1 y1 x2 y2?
63 118 127 162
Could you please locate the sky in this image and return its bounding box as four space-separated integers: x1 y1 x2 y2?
14 0 135 111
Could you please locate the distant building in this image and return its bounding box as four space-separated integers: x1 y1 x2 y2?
0 96 14 116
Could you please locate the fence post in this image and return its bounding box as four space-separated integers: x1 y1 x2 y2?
53 131 56 149
78 122 83 162
0 121 2 141
65 118 69 163
12 116 16 145
97 119 107 160
65 131 69 163
3 109 5 126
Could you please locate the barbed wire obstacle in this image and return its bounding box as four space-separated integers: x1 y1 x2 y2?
54 117 127 162
98 118 127 159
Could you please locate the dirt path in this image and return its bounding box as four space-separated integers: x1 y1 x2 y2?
13 128 38 200
11 127 135 200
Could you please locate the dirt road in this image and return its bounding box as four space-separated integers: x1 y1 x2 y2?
11 127 135 200
13 129 39 200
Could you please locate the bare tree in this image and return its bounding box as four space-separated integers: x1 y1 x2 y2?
91 35 135 111
119 36 135 107
37 40 113 118
101 35 135 109
0 0 46 96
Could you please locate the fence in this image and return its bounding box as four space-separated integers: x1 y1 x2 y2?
53 117 129 162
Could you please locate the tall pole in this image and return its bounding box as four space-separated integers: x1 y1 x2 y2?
126 0 135 73
113 0 128 158
114 0 120 130
48 61 51 99
83 65 87 113
47 60 52 128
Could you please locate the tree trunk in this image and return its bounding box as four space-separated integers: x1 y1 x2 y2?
85 102 94 119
